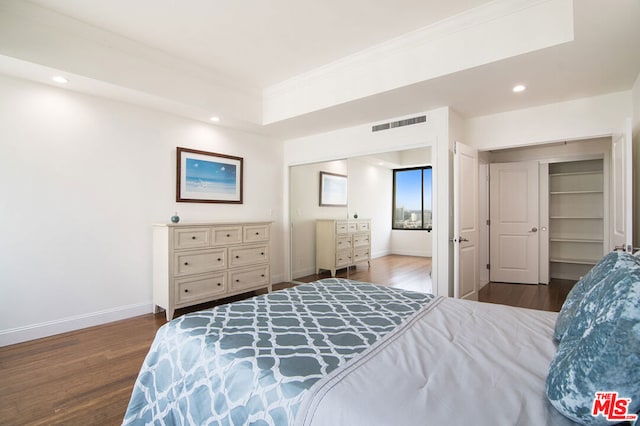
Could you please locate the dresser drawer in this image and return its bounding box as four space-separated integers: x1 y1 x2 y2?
336 235 351 251
174 248 226 276
336 221 349 234
336 251 352 268
229 265 269 291
357 221 370 232
174 227 210 250
229 244 269 268
243 224 270 243
353 248 370 263
353 233 370 248
175 272 226 305
212 226 243 246
347 222 358 233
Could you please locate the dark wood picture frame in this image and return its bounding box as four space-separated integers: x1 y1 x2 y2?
319 171 348 207
176 147 243 204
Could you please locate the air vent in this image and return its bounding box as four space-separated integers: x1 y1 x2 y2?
372 115 426 132
372 123 390 132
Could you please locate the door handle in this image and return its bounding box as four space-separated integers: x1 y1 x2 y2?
450 237 469 243
529 227 538 233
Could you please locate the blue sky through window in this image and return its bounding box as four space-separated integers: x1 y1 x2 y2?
395 168 432 211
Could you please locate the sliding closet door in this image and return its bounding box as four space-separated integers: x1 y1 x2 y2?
489 161 539 284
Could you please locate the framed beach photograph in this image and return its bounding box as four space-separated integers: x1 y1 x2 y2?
319 171 347 207
176 147 243 203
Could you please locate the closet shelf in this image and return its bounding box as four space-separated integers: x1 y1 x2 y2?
550 257 599 265
550 216 603 220
550 190 603 195
548 159 604 282
549 171 603 177
550 238 603 244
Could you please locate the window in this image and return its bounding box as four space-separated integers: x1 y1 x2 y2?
392 166 432 230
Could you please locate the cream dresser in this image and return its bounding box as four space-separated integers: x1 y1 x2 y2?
153 222 271 321
316 219 371 277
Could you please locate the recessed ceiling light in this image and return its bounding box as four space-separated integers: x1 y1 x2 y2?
51 76 68 84
209 116 220 122
512 84 526 93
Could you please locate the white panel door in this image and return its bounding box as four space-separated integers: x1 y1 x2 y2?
454 142 479 300
611 118 633 252
490 161 539 284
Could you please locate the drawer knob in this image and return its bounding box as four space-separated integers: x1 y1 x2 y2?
261 274 265 277
260 252 264 256
235 279 240 283
226 234 230 237
217 258 221 261
184 262 189 266
255 232 260 235
235 255 240 259
184 289 189 293
192 236 196 240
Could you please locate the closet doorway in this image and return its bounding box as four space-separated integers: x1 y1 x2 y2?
485 137 611 285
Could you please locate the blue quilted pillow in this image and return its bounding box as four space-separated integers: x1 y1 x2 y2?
554 251 622 341
546 252 640 425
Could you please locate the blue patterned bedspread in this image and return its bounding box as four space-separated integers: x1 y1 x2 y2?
123 278 434 425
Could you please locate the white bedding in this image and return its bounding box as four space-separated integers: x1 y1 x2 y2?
295 296 578 426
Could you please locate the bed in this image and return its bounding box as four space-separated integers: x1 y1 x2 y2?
124 252 640 426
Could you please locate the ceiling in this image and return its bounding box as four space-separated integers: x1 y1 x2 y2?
4 0 640 139
27 0 493 89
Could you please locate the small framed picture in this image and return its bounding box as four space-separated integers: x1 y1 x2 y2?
319 171 347 207
176 147 243 203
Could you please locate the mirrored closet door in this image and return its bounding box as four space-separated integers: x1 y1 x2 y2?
290 159 349 281
289 148 433 294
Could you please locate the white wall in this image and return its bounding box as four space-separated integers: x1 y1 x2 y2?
284 112 438 165
464 91 632 150
0 74 284 346
347 158 393 258
391 232 432 257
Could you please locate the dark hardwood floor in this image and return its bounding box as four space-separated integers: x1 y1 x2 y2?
0 254 574 425
478 279 575 312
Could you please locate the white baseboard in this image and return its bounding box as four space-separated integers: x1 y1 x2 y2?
371 250 391 259
271 272 286 284
291 267 316 280
0 302 152 347
390 250 432 257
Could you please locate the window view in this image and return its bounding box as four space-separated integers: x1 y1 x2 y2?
393 166 432 230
